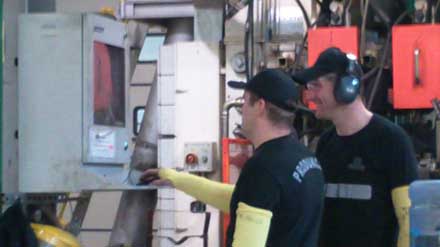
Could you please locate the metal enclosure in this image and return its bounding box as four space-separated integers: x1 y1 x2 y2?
154 41 220 247
392 24 440 109
119 0 196 19
2 0 23 193
18 14 132 192
82 14 131 164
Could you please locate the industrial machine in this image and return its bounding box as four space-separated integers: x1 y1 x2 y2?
3 0 440 246
18 13 132 192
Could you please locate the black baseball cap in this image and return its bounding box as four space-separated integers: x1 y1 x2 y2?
228 69 301 112
292 47 360 85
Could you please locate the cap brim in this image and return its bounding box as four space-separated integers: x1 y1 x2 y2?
227 80 247 89
291 66 328 85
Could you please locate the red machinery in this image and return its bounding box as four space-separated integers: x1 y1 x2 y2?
304 27 359 108
392 24 440 109
221 138 253 246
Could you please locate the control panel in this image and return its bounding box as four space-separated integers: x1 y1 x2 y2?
184 142 215 172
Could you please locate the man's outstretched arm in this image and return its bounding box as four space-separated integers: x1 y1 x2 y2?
142 168 234 213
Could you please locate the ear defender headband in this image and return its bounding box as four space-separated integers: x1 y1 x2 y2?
334 53 361 104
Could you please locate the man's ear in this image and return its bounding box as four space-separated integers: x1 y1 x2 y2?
257 98 266 116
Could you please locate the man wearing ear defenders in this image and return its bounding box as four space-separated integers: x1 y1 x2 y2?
292 47 418 247
142 69 325 247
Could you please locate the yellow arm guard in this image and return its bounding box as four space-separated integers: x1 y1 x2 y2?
159 168 234 213
232 202 273 247
392 185 411 247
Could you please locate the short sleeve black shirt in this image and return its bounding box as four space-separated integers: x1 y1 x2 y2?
316 114 418 247
226 135 325 247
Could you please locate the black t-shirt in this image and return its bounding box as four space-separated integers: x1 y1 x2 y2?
226 135 325 247
317 114 418 247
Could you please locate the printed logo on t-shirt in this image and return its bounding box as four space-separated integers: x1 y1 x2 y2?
292 157 321 183
347 157 365 172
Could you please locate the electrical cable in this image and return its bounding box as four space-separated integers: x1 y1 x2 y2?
292 14 328 72
360 0 370 64
244 2 251 80
366 10 410 109
295 0 312 28
314 0 323 8
434 0 440 22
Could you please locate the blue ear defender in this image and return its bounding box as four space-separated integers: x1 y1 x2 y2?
334 53 361 104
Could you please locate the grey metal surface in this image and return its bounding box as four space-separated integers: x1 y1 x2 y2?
120 0 195 19
130 73 158 172
18 14 134 192
66 191 93 236
3 193 64 208
155 35 220 247
82 14 132 165
221 99 244 138
184 142 215 172
18 14 84 192
129 18 194 174
268 1 305 42
2 0 24 194
163 18 194 44
194 7 223 42
109 18 194 247
109 190 157 247
27 0 55 13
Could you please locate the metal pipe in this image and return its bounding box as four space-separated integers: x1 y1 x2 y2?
344 0 352 26
130 18 194 172
369 1 391 27
295 0 311 28
221 98 244 138
245 2 251 80
109 191 157 246
109 18 194 247
225 0 249 19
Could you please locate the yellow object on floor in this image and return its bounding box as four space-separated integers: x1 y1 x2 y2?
31 223 80 247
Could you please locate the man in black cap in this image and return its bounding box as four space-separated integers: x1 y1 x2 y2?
292 47 418 247
142 69 325 247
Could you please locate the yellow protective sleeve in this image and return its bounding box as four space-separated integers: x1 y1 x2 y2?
159 168 234 213
392 185 411 247
232 202 273 247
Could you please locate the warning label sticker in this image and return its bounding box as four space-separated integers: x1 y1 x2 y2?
89 128 116 159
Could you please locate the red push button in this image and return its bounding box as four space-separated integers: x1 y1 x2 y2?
185 153 198 165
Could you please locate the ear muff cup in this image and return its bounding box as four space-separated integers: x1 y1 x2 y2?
334 74 360 104
333 55 361 104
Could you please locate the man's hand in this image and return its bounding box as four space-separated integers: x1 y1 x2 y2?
140 168 174 187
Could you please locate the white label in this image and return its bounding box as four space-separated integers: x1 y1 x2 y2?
89 128 116 159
